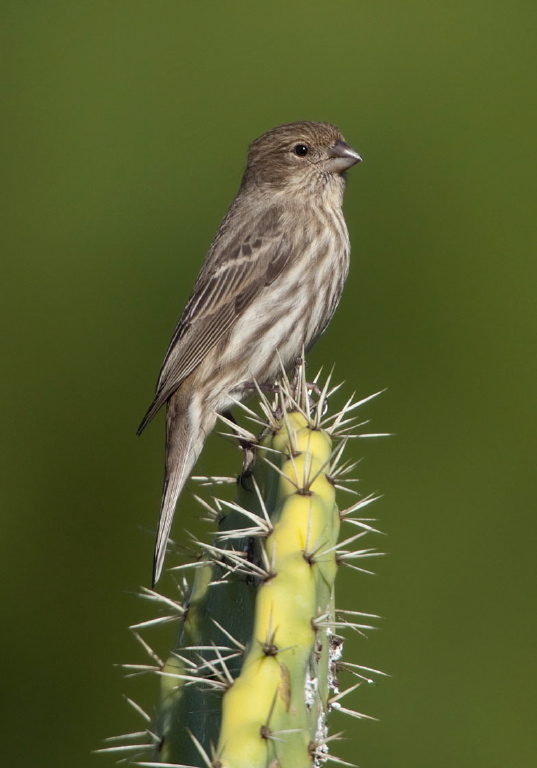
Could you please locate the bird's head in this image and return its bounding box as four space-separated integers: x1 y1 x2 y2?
242 121 362 197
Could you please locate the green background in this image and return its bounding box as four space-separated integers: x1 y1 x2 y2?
2 2 536 766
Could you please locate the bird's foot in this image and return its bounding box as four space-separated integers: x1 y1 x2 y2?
222 409 258 489
238 440 257 488
290 356 325 412
240 381 280 395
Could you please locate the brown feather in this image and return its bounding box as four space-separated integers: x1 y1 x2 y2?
137 206 292 433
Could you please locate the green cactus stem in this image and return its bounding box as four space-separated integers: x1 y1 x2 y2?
98 365 385 768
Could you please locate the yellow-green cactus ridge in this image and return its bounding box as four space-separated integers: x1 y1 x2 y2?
216 411 338 768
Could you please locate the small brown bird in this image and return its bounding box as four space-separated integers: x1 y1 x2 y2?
138 121 361 584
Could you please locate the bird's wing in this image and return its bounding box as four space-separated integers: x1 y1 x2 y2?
137 207 292 433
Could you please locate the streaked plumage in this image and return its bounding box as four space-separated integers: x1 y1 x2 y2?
139 121 361 584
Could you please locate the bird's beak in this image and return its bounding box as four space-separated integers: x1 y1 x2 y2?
327 140 362 173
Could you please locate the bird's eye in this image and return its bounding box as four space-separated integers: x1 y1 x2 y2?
293 143 309 157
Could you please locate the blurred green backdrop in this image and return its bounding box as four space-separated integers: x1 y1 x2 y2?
2 1 536 766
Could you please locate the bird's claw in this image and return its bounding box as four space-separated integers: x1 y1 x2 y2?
238 440 256 488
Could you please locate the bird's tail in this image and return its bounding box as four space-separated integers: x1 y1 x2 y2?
152 390 213 585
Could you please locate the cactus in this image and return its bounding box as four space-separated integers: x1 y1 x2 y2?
98 364 385 767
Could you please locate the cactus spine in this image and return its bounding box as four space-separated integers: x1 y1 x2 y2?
100 366 383 767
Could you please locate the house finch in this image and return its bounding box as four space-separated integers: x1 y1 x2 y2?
138 121 361 584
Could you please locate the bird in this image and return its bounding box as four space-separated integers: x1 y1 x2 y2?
138 121 362 584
